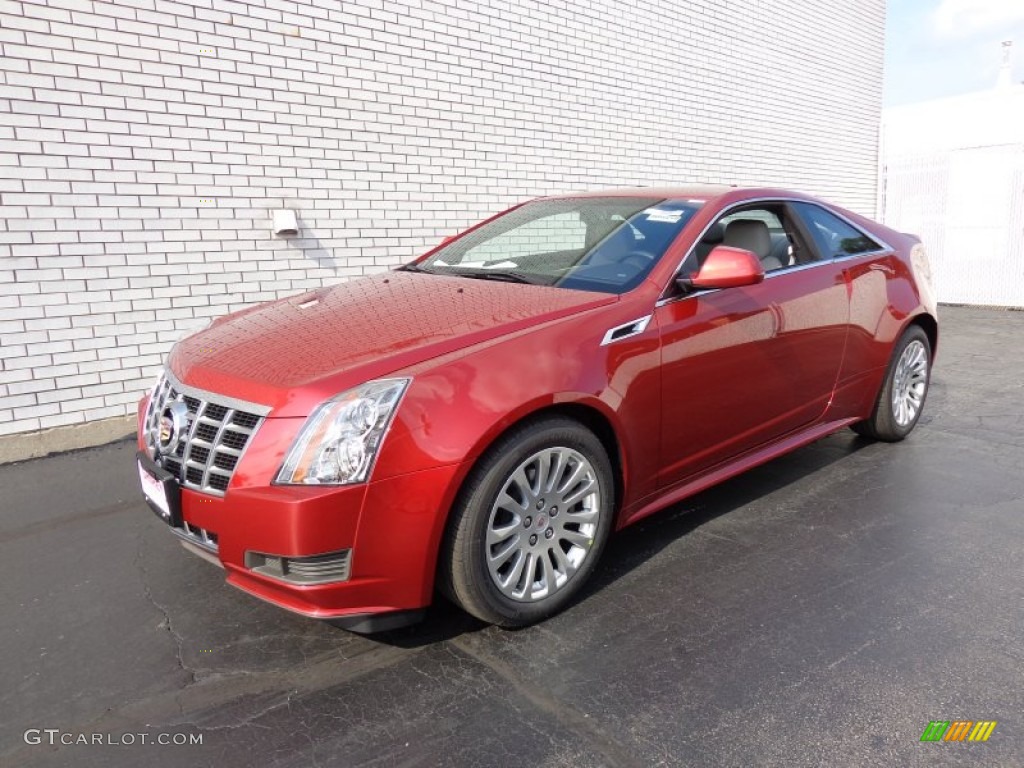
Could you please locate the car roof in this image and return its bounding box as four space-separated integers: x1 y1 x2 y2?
538 185 729 201
536 185 813 204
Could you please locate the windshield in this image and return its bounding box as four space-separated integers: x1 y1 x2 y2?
411 197 701 294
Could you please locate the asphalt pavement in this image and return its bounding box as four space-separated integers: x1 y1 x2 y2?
1 305 1021 768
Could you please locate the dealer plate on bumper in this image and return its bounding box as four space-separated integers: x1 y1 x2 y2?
137 450 182 528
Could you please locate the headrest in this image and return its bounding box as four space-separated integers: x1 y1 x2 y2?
723 219 772 259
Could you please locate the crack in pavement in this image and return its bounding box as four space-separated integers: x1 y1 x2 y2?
0 499 136 544
448 636 645 768
0 629 423 766
179 690 299 732
134 532 198 696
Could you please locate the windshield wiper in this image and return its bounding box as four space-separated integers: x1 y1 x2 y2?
397 262 433 274
443 269 549 285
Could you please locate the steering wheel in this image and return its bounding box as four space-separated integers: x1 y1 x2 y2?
620 250 659 271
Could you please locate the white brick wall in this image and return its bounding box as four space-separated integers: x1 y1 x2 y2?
1 0 884 437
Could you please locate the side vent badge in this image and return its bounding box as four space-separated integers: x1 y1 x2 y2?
600 315 652 346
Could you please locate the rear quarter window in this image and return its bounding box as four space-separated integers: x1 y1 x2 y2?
792 202 881 257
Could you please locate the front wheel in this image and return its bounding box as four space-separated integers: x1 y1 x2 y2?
852 325 932 442
441 417 615 627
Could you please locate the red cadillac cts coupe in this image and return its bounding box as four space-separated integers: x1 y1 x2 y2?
136 186 937 632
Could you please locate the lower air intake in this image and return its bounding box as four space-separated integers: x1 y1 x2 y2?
245 549 352 585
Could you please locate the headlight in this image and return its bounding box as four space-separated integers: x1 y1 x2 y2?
275 378 410 485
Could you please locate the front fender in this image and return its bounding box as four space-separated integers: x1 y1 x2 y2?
372 297 664 515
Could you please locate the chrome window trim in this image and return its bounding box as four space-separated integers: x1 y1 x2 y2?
654 196 894 308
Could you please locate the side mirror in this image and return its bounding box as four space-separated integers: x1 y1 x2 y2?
676 245 764 291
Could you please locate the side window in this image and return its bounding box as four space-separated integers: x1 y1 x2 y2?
714 206 795 272
462 212 587 263
792 203 881 258
720 209 784 231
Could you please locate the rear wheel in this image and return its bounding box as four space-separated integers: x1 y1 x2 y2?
441 417 614 627
852 325 931 442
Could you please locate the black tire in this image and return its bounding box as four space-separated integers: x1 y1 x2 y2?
441 416 615 627
851 324 932 442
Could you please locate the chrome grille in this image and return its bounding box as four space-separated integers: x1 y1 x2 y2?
143 369 270 497
178 522 219 552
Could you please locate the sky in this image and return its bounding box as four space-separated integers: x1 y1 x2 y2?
885 0 1024 106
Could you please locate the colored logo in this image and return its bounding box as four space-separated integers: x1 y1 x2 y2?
157 400 189 456
920 721 997 742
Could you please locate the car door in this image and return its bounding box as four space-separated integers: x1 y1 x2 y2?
654 201 851 488
788 201 900 406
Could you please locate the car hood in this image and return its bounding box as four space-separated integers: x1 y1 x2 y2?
168 271 617 417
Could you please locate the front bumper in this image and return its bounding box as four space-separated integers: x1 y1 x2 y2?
136 398 462 625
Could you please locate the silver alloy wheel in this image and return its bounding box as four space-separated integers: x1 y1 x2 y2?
891 339 929 427
485 446 602 602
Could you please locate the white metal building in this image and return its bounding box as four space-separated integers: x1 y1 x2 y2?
0 0 885 449
880 77 1024 308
